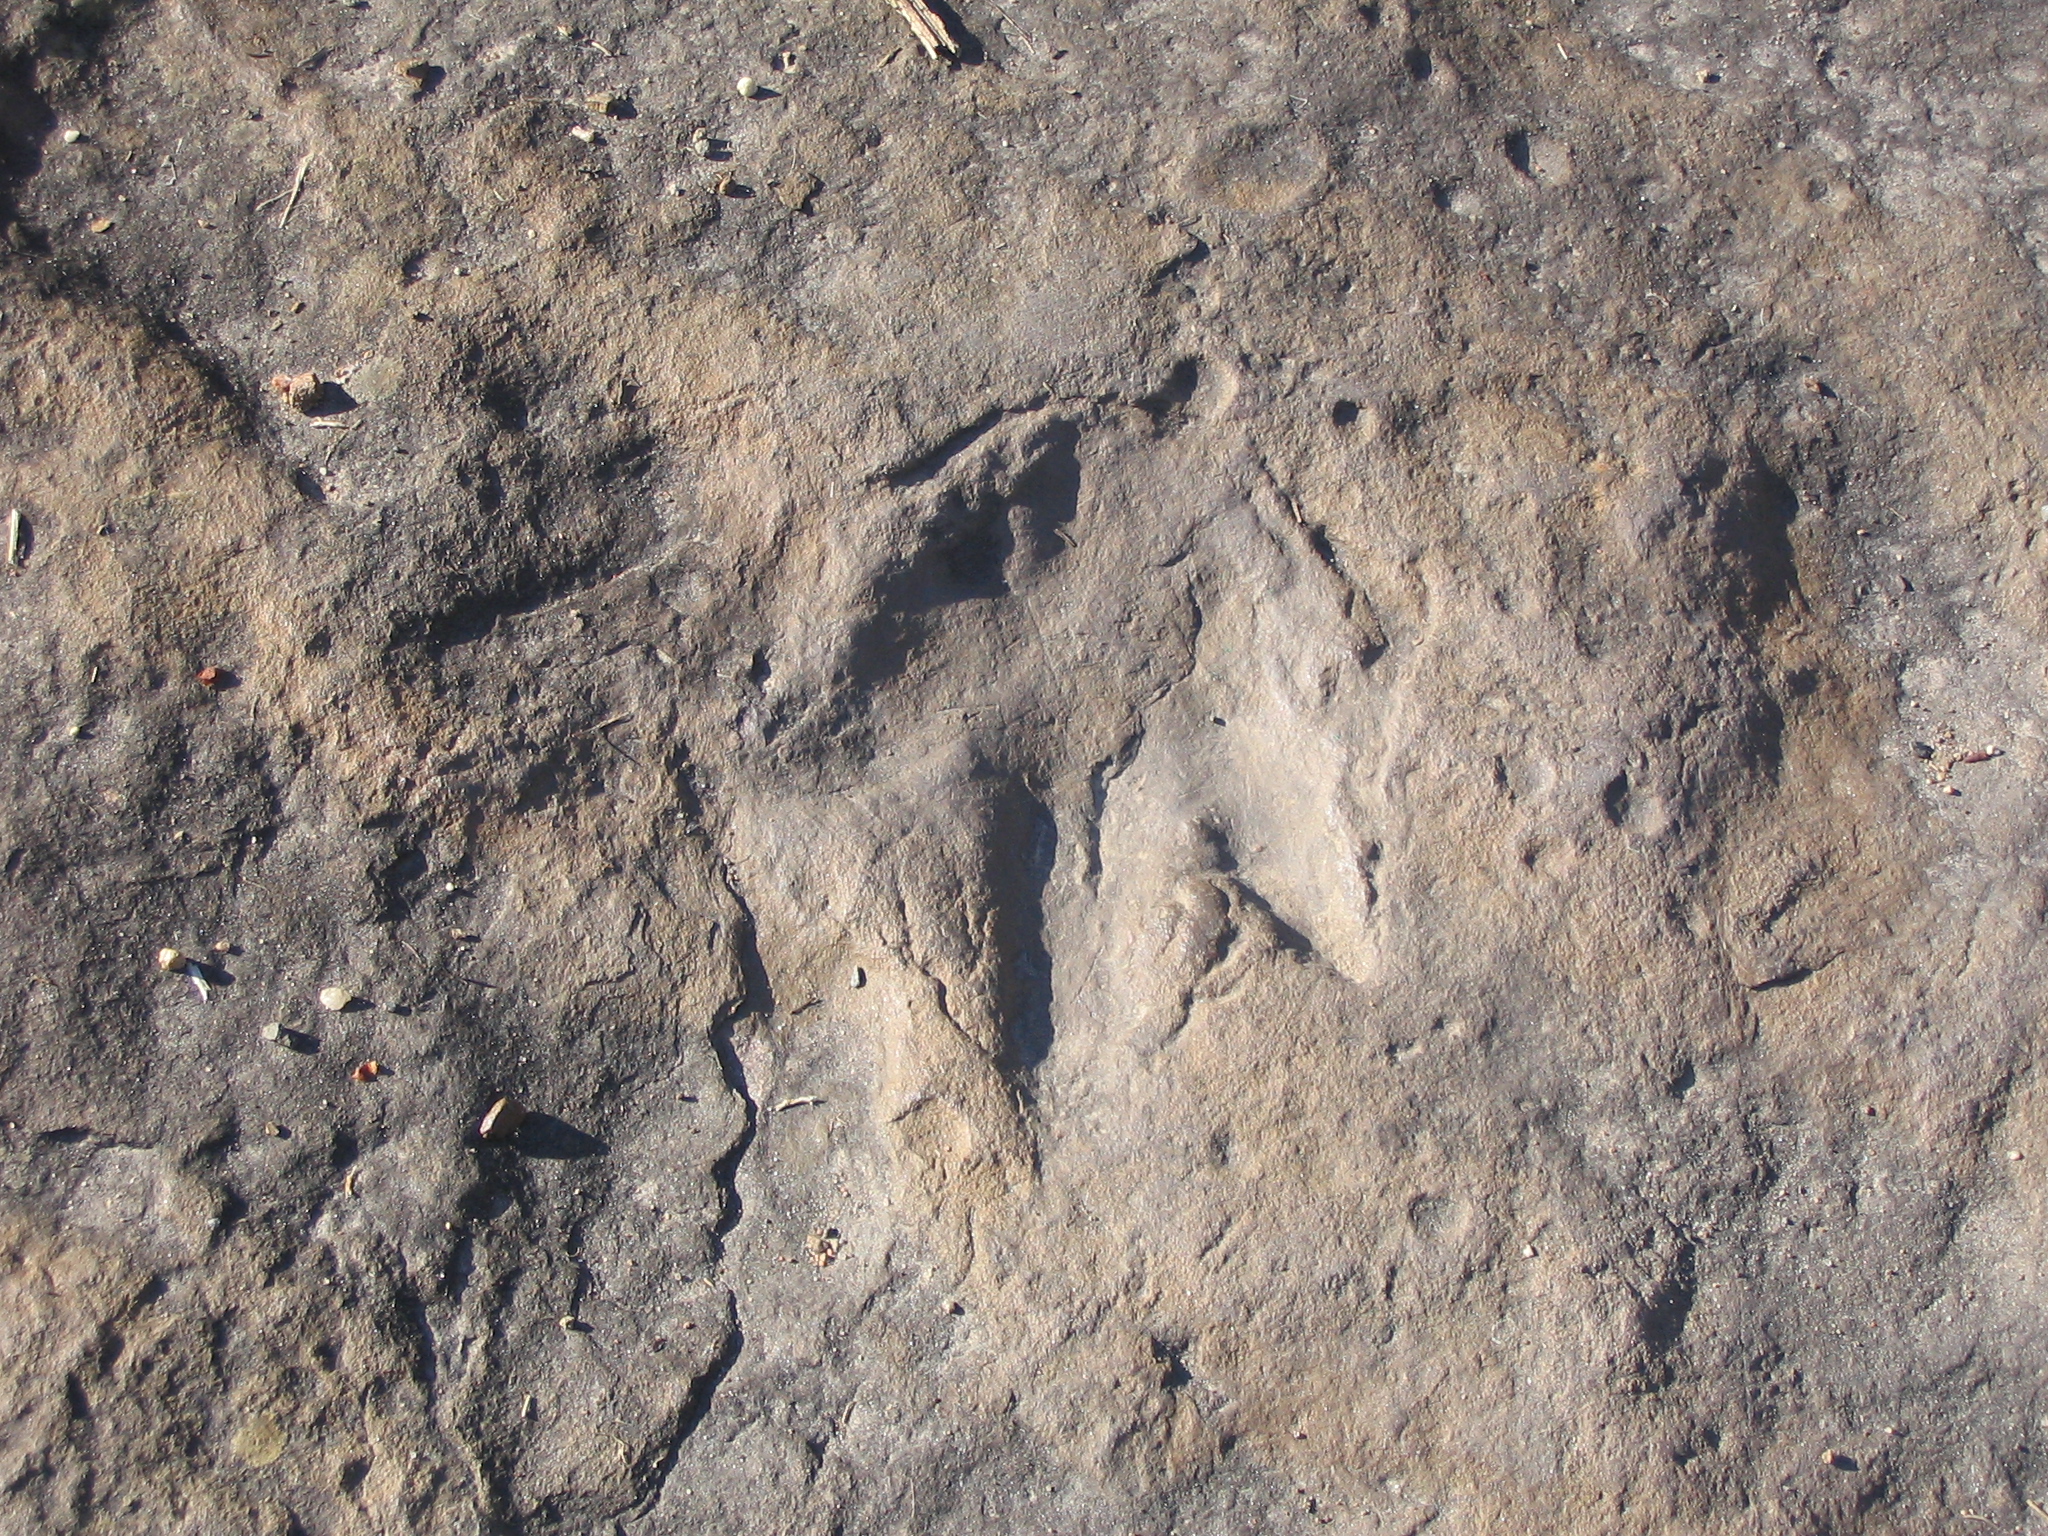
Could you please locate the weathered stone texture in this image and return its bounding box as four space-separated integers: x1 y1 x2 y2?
1 0 2045 1529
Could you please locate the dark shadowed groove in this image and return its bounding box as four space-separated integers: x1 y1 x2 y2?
704 856 769 1247
875 405 1014 488
875 386 1203 491
997 785 1058 1077
626 1290 743 1522
1636 1235 1699 1373
617 846 769 1525
1250 454 1388 664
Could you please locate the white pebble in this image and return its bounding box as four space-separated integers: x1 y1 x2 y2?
318 986 355 1012
736 75 759 98
62 129 83 144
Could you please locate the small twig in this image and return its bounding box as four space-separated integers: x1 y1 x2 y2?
252 153 310 214
275 152 314 228
591 715 642 767
5 508 21 567
769 1095 824 1112
1556 40 1571 62
986 0 1037 54
887 0 958 59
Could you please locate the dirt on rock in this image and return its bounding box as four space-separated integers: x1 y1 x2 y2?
2 0 2047 1531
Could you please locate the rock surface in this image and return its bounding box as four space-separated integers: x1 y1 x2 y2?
2 0 2046 1530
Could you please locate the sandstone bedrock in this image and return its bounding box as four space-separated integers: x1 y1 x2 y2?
1 0 2044 1531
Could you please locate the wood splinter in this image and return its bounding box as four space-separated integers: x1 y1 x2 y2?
887 0 959 59
253 152 315 228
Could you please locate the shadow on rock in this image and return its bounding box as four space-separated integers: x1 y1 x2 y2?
515 1113 608 1159
306 380 359 417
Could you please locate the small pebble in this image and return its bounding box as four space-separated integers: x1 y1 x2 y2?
263 1122 284 1137
1522 1244 1537 1258
736 75 759 98
157 947 186 972
269 372 322 413
318 986 354 1012
558 1314 579 1331
351 1060 381 1083
89 217 114 233
567 124 597 143
62 128 83 144
212 939 233 954
479 1096 528 1141
261 1021 285 1044
774 171 820 212
2009 1149 2024 1162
